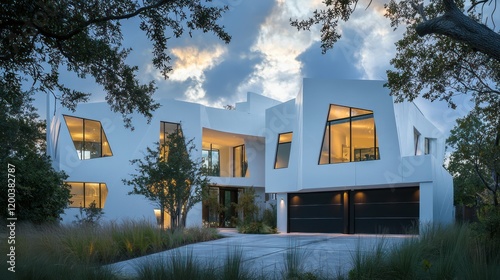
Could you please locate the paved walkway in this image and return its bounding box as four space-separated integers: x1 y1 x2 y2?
108 229 414 278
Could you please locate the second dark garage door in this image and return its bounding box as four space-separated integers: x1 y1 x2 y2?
288 187 419 234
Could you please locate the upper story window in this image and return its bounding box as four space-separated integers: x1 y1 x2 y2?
414 128 421 155
160 121 182 159
202 144 220 176
275 132 293 169
233 145 248 177
319 104 379 164
68 182 108 208
64 116 113 160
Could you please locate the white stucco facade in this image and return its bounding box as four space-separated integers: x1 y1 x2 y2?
47 79 453 233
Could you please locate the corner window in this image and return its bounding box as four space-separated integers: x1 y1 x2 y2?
64 116 113 160
319 105 379 164
68 182 108 208
275 132 292 169
160 121 181 159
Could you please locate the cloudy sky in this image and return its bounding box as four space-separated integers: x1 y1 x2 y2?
37 0 475 138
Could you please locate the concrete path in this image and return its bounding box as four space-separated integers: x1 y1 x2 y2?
108 229 414 278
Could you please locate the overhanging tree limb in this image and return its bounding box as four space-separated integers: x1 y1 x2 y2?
415 0 500 61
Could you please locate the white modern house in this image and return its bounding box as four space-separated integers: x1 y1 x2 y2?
47 79 454 234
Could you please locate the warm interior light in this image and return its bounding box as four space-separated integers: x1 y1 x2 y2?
154 209 161 225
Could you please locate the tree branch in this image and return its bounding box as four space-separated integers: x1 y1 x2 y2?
415 0 500 61
32 0 175 41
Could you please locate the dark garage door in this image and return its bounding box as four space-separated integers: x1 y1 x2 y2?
353 187 419 234
288 191 344 233
288 187 419 234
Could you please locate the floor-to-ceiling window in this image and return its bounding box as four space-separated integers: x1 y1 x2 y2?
233 145 247 177
319 105 379 164
202 144 220 176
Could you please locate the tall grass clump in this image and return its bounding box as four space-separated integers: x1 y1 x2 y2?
349 224 500 279
280 239 317 279
2 219 219 278
349 237 387 280
135 247 253 280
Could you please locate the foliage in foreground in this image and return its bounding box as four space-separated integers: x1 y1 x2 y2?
124 131 210 230
234 187 277 234
0 219 219 279
350 224 500 280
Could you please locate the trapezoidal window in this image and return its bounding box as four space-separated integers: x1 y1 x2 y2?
64 116 113 160
275 132 293 169
68 182 108 208
160 121 182 160
319 105 379 164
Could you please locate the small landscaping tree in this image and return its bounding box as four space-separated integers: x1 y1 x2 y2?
123 132 210 230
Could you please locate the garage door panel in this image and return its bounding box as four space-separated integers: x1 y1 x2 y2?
289 192 342 205
354 203 419 218
289 218 343 233
289 204 343 219
354 188 419 204
288 191 344 233
355 218 419 234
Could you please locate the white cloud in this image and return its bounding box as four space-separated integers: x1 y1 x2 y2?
169 45 226 82
166 45 227 103
236 0 323 102
338 2 404 80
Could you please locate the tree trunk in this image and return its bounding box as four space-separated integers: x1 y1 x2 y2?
415 0 500 62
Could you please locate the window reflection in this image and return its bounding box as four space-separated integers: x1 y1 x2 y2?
160 121 181 159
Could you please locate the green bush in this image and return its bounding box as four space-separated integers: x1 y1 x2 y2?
474 205 500 239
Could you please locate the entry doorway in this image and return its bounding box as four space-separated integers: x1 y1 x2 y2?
220 188 238 227
202 187 240 228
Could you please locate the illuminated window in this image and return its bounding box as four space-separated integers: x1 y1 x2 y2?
202 144 220 176
275 132 293 169
160 121 181 159
233 145 247 177
319 105 379 164
68 182 108 208
64 116 113 160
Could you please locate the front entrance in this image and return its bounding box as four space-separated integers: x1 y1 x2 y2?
203 187 239 228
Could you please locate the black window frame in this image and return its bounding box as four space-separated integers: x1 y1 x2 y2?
318 105 379 165
63 115 113 160
67 181 107 208
274 132 293 169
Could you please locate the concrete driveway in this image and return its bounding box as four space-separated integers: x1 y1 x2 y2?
108 229 413 278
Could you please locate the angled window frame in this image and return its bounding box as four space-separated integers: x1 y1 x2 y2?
319 104 379 165
274 132 293 169
63 115 113 160
160 121 182 160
